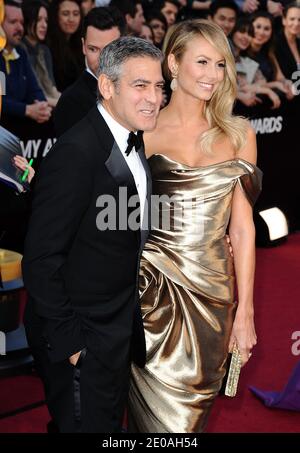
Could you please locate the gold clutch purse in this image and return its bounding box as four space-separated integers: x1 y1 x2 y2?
224 344 242 397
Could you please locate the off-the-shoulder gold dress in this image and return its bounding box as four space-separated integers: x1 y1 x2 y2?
129 154 262 433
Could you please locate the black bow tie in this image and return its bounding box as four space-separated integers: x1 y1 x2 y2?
125 131 143 156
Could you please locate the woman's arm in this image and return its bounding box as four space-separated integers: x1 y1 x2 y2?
259 56 294 99
248 84 281 109
228 126 258 366
237 89 262 107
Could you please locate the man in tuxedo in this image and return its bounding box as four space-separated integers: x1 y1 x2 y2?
22 36 164 433
53 6 123 137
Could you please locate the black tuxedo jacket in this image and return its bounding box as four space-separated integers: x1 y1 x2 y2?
22 106 151 369
54 70 97 137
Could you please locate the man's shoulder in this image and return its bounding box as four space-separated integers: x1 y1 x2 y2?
61 74 83 96
54 72 96 123
0 47 29 75
60 71 95 101
15 45 29 60
57 113 95 147
54 107 111 153
44 121 95 170
38 118 98 183
0 45 27 63
53 72 97 136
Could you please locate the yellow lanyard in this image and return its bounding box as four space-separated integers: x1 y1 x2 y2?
2 49 18 74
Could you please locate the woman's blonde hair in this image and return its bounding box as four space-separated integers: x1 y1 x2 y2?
163 19 248 154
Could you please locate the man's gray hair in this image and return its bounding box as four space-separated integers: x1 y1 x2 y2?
97 36 163 102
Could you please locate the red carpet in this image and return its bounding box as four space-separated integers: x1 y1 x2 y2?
1 234 300 433
207 233 300 433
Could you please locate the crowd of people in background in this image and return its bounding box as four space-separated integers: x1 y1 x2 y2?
0 0 299 134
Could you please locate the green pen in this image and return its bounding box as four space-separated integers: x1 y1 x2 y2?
21 158 34 182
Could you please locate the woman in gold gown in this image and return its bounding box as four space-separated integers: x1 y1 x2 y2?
129 20 262 433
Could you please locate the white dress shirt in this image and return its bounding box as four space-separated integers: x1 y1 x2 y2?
85 64 97 80
98 103 147 226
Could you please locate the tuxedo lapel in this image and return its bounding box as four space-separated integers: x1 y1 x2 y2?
87 106 137 191
137 144 152 248
105 142 141 247
106 141 151 248
137 143 151 183
87 106 149 246
105 141 136 190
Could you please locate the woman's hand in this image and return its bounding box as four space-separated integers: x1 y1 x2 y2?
283 80 295 100
269 80 294 101
228 310 257 366
13 156 35 183
268 90 281 109
237 91 262 107
271 80 287 93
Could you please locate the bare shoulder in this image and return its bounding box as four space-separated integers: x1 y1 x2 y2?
236 123 257 165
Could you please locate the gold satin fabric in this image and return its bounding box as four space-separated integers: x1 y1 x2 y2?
129 155 262 433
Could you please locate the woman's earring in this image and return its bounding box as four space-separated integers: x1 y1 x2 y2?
170 74 178 91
